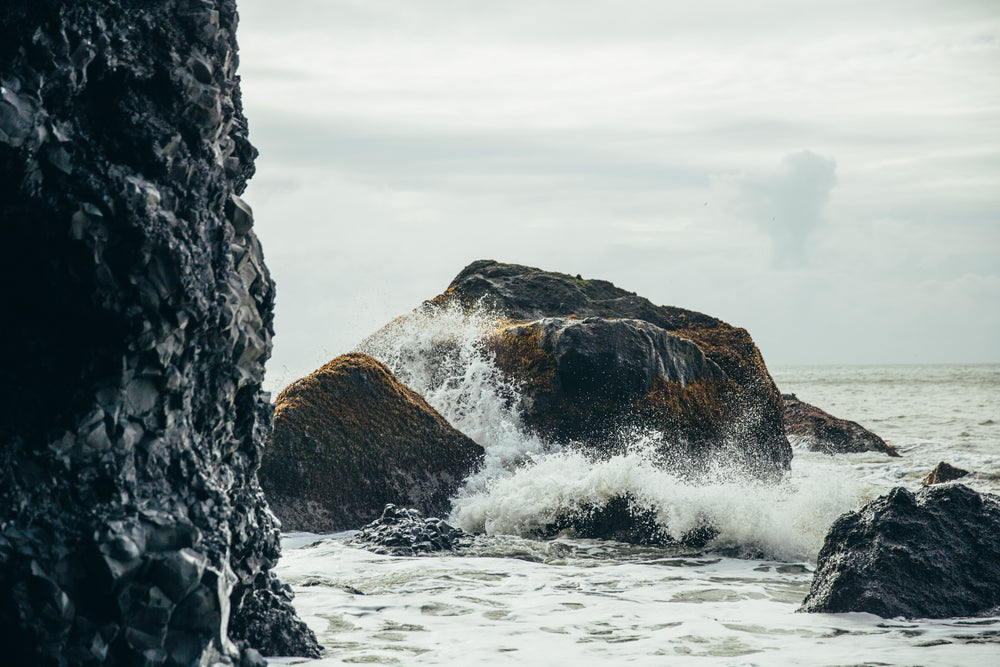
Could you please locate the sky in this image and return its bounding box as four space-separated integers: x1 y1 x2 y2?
234 0 1000 392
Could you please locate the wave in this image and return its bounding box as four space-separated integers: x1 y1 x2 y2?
357 303 864 561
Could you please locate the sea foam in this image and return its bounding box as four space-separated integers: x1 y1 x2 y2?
358 303 865 561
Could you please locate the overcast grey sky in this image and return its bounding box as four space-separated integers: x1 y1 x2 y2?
235 0 1000 392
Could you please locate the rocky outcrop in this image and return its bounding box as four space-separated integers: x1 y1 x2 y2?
782 394 899 457
0 1 317 663
438 260 791 478
800 484 1000 618
922 462 970 485
260 353 485 532
351 505 472 556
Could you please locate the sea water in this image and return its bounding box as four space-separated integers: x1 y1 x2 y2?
270 306 1000 666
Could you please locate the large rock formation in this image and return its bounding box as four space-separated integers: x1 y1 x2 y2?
260 353 485 532
800 484 1000 618
782 394 899 457
0 1 317 663
436 260 792 478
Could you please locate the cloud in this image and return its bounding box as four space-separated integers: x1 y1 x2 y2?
723 151 837 267
232 1 1000 381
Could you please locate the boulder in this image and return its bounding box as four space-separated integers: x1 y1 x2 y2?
436 260 792 478
351 504 472 556
799 484 1000 618
782 394 899 456
260 353 485 532
922 461 970 485
0 1 317 663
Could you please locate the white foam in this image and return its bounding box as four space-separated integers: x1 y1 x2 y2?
357 303 867 561
356 302 550 488
452 444 866 561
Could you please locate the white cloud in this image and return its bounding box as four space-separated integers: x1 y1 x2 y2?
234 0 1000 388
718 151 837 266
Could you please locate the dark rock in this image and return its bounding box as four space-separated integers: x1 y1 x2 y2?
799 484 1000 618
922 461 970 485
225 193 254 235
228 579 321 659
543 495 717 548
490 317 739 468
432 260 791 478
782 394 898 457
260 353 485 532
0 1 317 663
351 504 472 556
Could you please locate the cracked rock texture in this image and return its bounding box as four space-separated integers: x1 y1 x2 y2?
0 1 318 663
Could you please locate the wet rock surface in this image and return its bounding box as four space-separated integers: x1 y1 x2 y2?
800 484 1000 618
922 461 970 485
0 1 317 663
351 505 472 556
782 394 898 457
543 495 718 548
491 316 736 464
260 353 485 532
438 260 792 478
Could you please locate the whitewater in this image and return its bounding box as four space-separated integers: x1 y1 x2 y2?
269 305 1000 666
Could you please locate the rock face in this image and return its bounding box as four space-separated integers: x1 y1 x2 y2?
440 260 791 478
0 1 317 664
782 394 898 457
922 462 970 485
800 484 1000 618
351 505 472 556
260 353 485 532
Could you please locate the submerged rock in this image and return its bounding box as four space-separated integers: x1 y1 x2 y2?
0 1 317 663
260 353 485 532
437 260 792 478
800 484 1000 618
922 461 970 485
543 495 718 548
782 394 899 457
351 504 471 556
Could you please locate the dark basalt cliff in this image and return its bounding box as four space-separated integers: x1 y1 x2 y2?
1 1 317 663
260 354 485 532
437 260 792 478
800 484 1000 618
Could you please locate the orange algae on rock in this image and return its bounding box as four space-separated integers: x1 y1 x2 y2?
431 260 792 478
260 353 484 532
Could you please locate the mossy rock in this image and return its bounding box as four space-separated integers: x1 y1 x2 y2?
441 260 792 478
260 353 485 532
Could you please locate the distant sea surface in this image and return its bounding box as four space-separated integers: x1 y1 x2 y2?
270 342 1000 666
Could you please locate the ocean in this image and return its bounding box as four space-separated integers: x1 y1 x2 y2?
268 307 1000 666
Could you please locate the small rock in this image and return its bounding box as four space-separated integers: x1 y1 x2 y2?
782 393 898 457
922 461 970 485
351 504 471 556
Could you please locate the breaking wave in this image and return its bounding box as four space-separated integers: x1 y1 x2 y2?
357 303 865 561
